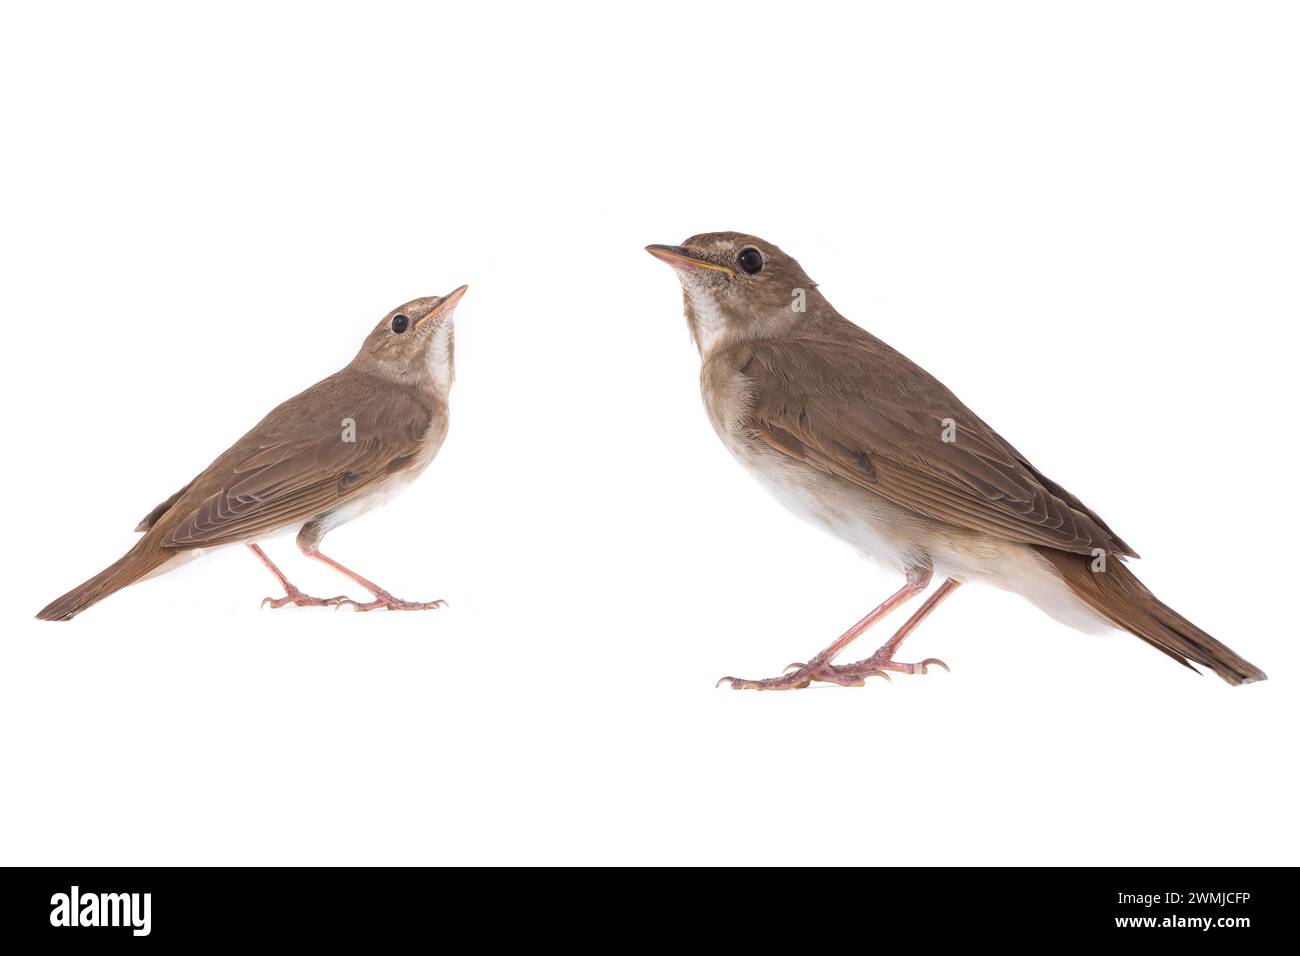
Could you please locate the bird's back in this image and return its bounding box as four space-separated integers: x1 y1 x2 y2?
141 367 441 551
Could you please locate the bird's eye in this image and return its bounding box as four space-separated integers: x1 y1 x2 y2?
737 248 764 274
391 314 410 333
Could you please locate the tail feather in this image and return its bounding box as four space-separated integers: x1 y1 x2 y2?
36 543 172 621
1038 548 1266 685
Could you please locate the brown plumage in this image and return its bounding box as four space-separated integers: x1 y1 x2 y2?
37 288 466 621
737 332 1137 558
647 233 1265 688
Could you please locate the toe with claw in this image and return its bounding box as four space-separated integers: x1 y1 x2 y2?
830 656 950 678
716 671 815 691
261 589 353 610
718 656 947 690
716 660 866 690
338 591 446 612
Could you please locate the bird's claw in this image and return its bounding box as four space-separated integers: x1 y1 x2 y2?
716 655 948 690
261 591 352 610
829 656 949 678
716 673 813 691
336 594 446 612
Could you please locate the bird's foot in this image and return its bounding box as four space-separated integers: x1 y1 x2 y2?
717 655 948 690
716 656 867 691
822 655 950 679
261 588 354 610
339 590 446 612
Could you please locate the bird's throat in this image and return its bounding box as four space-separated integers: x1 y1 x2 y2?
683 288 730 355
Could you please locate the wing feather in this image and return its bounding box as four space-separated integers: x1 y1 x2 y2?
737 330 1137 558
154 375 435 549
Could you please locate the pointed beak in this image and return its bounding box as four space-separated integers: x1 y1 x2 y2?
419 284 469 326
645 244 734 277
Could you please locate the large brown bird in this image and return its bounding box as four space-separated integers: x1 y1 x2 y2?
38 288 466 620
647 233 1265 689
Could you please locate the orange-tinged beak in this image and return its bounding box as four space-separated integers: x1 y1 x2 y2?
645 244 734 277
418 284 469 326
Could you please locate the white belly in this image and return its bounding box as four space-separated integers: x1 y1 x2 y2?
318 467 424 532
727 434 927 574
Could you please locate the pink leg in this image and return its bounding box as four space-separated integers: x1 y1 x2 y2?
823 578 962 681
248 544 353 609
717 567 932 691
300 544 445 612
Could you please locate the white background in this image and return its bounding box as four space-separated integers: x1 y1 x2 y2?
1 1 1296 866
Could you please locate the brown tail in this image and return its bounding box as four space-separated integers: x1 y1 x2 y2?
36 541 172 621
1038 548 1266 685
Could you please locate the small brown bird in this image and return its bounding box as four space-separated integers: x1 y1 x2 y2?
648 234 1266 689
37 288 466 620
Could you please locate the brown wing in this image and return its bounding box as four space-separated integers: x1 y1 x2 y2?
738 329 1137 558
153 372 434 550
160 435 395 547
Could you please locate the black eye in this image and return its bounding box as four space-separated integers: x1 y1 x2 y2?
737 248 763 274
391 313 410 333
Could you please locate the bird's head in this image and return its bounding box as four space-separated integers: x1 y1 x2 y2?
646 233 819 352
353 286 467 391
